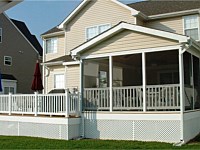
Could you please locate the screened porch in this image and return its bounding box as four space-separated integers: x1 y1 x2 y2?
82 50 200 112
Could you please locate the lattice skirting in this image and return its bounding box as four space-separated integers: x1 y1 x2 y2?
84 118 180 143
0 117 80 140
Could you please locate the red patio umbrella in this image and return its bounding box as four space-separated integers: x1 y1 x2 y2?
31 60 43 91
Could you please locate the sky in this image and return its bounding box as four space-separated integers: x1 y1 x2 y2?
6 0 142 45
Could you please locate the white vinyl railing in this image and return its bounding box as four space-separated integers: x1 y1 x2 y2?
84 87 110 110
0 90 80 117
84 84 180 111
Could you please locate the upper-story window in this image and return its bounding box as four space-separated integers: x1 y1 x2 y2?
0 28 2 43
183 15 199 40
54 74 64 89
86 24 111 40
4 56 12 66
46 38 57 54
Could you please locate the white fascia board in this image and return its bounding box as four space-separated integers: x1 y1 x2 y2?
122 23 189 43
149 9 200 20
0 0 22 13
2 79 17 83
41 31 64 38
63 61 80 66
42 61 63 66
58 0 89 29
71 23 124 56
71 22 188 56
58 0 139 29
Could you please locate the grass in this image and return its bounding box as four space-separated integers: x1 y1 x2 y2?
1 135 200 149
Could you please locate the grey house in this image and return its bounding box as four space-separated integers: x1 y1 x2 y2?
0 13 42 94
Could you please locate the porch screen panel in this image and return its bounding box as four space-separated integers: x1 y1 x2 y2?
183 52 194 110
112 54 142 111
83 58 110 111
193 56 200 109
146 50 180 111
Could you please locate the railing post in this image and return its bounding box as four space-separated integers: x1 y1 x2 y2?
65 89 69 117
8 93 12 115
34 92 38 116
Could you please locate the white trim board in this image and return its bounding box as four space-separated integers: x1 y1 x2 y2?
71 22 188 56
58 0 139 29
0 1 22 14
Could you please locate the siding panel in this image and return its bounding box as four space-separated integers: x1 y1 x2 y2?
83 30 178 56
66 0 135 53
66 65 80 90
145 17 183 34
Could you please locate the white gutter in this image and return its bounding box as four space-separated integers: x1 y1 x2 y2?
41 31 64 38
149 9 200 20
42 61 63 66
63 61 80 66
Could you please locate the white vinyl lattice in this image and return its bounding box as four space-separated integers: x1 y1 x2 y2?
68 124 80 139
134 120 180 143
85 119 133 140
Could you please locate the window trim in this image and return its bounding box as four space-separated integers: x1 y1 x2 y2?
85 23 111 41
0 28 2 43
45 37 58 54
4 56 12 66
53 73 65 89
183 14 200 40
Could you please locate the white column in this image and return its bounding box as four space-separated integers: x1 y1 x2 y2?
34 91 38 116
191 55 195 110
142 52 146 112
64 66 68 90
179 47 185 142
79 59 83 113
65 89 69 117
109 56 113 112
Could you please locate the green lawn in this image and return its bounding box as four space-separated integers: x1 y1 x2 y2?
0 136 200 149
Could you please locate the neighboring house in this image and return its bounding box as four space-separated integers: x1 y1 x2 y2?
0 0 22 14
38 0 200 143
0 13 42 94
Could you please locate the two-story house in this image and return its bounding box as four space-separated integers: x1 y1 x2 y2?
41 0 200 143
0 13 42 94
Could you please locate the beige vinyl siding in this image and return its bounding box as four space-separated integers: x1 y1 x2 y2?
145 17 183 34
66 65 80 90
83 29 178 56
66 0 135 53
45 35 65 61
46 65 65 93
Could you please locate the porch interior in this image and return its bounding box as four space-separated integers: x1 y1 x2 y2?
83 50 200 112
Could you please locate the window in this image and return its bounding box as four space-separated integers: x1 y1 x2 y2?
46 38 57 54
4 56 12 66
54 74 64 89
184 15 199 40
86 24 111 40
4 87 15 94
0 28 2 43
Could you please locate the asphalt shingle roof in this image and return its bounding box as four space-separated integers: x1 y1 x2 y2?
1 74 17 81
128 1 200 16
11 19 43 56
41 26 63 36
44 55 74 63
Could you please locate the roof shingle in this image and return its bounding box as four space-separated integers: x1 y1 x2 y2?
41 26 63 36
128 1 200 16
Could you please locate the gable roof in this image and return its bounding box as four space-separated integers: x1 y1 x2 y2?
128 1 200 16
0 0 22 14
71 22 189 56
58 0 139 29
10 19 43 56
41 26 63 36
